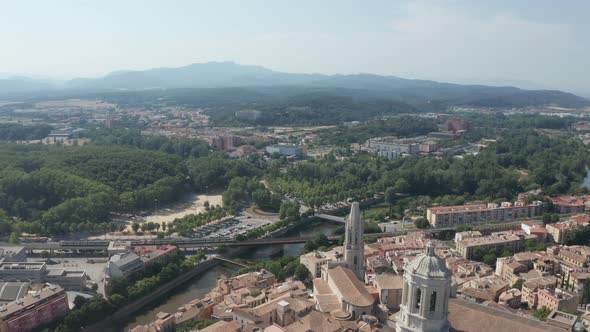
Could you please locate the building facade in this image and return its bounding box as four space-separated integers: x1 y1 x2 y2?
456 234 522 259
0 285 69 332
427 201 544 227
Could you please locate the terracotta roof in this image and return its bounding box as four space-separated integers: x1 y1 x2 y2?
448 298 565 332
199 320 241 332
326 266 375 307
285 310 343 332
374 274 403 290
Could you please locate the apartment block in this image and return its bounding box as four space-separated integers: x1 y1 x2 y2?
551 195 590 214
427 201 544 227
0 285 69 332
456 234 522 259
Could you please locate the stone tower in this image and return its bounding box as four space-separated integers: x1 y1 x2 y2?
396 241 452 332
344 202 365 280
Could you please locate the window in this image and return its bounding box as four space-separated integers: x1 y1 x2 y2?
354 256 358 265
430 291 437 312
415 288 422 310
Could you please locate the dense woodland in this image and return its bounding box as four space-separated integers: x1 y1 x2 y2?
0 123 53 141
0 113 588 238
0 135 265 236
269 129 589 208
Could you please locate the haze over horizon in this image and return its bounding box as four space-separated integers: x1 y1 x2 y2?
1 0 589 95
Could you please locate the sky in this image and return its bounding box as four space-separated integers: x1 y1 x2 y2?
1 0 589 95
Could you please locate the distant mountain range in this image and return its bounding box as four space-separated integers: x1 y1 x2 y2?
0 61 588 108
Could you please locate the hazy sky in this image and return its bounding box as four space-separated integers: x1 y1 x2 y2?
1 0 589 95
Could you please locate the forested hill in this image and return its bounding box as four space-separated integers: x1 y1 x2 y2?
0 133 261 236
2 62 587 109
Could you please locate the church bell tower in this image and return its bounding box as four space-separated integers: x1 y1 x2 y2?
344 202 365 280
396 241 452 332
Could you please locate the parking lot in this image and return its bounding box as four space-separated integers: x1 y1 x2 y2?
192 215 272 239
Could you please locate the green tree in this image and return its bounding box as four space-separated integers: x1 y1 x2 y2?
294 264 311 281
414 218 430 229
533 306 551 321
9 232 19 244
385 187 396 215
73 295 88 309
582 279 590 305
483 253 497 266
512 278 524 290
131 222 140 234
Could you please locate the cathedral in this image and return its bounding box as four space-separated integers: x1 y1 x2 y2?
309 202 564 332
395 241 452 332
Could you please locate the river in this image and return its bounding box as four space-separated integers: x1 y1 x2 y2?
121 220 339 331
233 221 340 260
582 169 590 189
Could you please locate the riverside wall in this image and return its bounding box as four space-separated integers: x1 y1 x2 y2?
86 259 220 332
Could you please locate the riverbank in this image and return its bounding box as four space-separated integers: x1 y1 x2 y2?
86 259 222 332
121 192 223 232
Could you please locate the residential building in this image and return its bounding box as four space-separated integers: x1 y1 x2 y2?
520 220 549 242
521 276 557 308
461 275 509 303
556 245 590 268
0 285 69 332
367 137 421 159
300 251 330 278
551 195 590 214
427 201 544 227
537 288 578 312
210 135 240 150
498 288 521 308
372 273 403 311
419 141 439 153
546 222 574 244
495 257 527 283
233 295 315 330
568 271 590 294
130 311 176 332
456 234 522 259
454 231 482 244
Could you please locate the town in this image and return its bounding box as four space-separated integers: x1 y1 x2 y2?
1 2 590 331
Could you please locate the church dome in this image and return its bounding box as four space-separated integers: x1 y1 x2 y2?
405 241 452 279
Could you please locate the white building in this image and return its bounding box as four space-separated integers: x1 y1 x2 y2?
105 252 144 279
265 144 305 158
